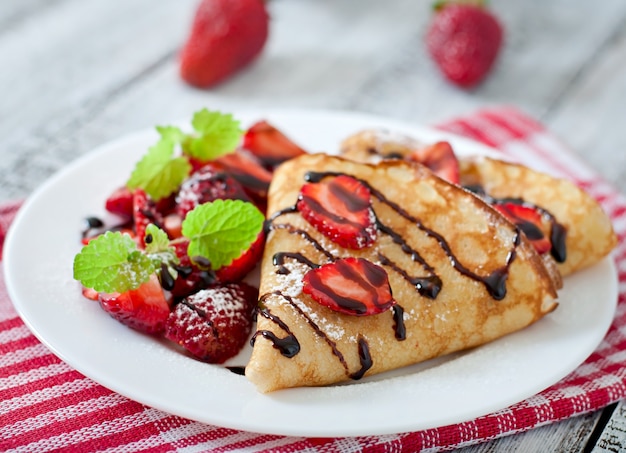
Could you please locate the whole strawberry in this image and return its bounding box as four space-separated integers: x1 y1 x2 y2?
180 0 269 88
426 1 503 88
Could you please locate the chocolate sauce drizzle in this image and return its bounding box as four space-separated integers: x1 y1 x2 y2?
253 170 523 380
305 171 518 300
254 291 372 379
465 186 567 263
251 297 300 358
349 337 373 380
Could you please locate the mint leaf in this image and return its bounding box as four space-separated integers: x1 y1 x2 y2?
182 199 264 270
186 109 243 161
73 231 156 293
156 125 185 144
127 138 192 201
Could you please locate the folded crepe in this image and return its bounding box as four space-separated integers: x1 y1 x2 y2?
246 154 559 392
340 129 617 277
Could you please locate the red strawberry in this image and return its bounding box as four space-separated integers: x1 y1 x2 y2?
216 230 265 283
164 283 258 363
105 186 134 219
170 239 217 299
426 1 503 88
133 189 164 248
494 202 551 254
163 213 183 239
82 287 99 301
408 141 460 184
179 0 269 88
303 258 395 316
243 120 307 168
297 175 376 249
175 164 250 219
215 150 273 209
98 274 172 334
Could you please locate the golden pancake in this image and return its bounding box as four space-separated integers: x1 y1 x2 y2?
339 129 617 276
246 154 558 392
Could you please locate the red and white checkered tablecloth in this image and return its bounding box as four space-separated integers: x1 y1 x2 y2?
1 106 625 452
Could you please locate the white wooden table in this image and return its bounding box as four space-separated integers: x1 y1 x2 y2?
2 0 625 450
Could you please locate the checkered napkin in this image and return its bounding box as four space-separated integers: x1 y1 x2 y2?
1 107 625 452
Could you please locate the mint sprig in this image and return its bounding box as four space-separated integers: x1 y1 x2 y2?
74 200 264 293
126 109 243 201
127 138 192 201
73 231 157 293
185 109 243 161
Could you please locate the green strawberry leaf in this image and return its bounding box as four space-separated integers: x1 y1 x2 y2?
185 109 243 162
127 138 192 201
182 199 264 270
73 231 157 293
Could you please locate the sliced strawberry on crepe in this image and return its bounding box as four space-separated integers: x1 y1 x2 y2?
243 120 307 168
493 202 551 254
297 174 376 249
98 274 172 334
303 258 395 316
408 141 460 184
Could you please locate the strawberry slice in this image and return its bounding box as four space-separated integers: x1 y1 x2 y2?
297 175 376 249
243 120 306 168
105 186 134 219
170 239 217 299
494 202 551 254
216 230 266 283
175 164 250 219
133 189 164 248
98 274 172 334
408 141 460 184
215 150 273 210
303 258 395 316
82 287 99 301
165 282 258 363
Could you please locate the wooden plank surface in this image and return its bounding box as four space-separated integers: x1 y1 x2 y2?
1 0 625 450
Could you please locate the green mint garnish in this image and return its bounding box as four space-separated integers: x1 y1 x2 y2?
126 137 192 201
126 109 243 202
182 199 264 270
74 200 264 293
73 231 157 293
156 125 185 144
185 109 243 161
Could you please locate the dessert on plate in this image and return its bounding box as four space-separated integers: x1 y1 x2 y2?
73 111 617 394
340 129 617 277
245 153 560 392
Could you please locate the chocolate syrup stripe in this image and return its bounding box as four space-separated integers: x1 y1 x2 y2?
253 170 520 375
303 171 519 300
464 186 567 263
271 214 442 300
254 291 381 381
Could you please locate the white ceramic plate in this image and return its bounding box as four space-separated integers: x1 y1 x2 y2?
4 109 618 437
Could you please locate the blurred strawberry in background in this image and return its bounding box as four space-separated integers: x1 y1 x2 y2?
426 0 503 88
180 0 269 88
